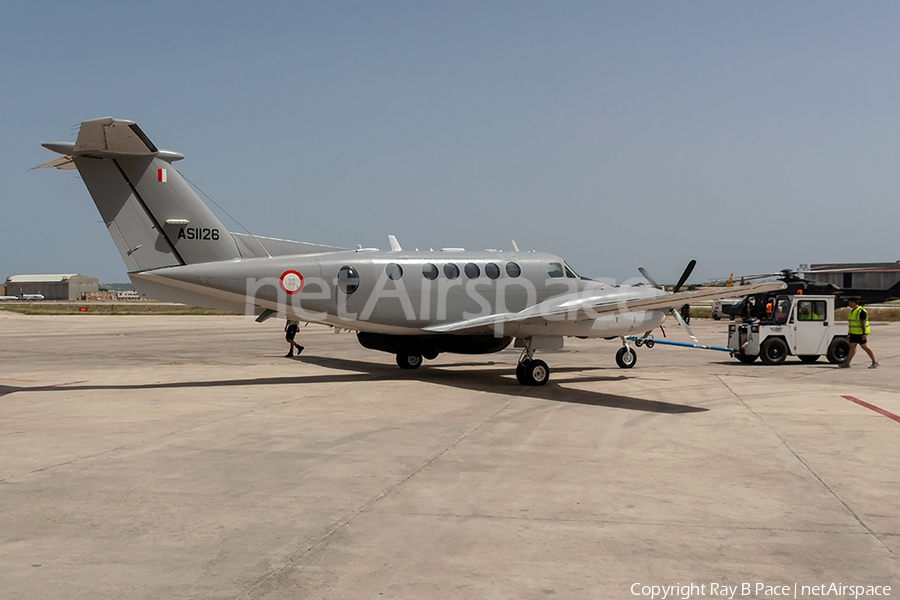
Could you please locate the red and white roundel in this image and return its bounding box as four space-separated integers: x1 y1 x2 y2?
280 270 304 294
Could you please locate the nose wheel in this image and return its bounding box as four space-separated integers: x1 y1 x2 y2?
615 345 637 369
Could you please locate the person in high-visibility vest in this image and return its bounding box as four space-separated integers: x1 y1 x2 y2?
841 298 879 368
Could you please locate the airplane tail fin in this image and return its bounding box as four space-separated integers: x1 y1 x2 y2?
39 117 241 271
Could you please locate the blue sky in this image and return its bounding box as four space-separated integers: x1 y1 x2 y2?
3 2 899 284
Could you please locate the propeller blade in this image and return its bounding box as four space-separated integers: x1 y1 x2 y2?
671 307 698 343
672 259 697 293
638 267 659 289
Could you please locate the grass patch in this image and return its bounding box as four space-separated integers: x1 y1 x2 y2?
834 307 900 322
689 307 712 319
0 302 240 316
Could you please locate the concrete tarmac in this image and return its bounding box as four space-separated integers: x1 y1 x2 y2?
1 312 898 599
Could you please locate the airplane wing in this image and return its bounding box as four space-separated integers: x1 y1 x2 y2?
423 281 787 334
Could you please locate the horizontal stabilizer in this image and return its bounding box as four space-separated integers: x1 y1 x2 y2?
33 155 76 170
74 117 158 156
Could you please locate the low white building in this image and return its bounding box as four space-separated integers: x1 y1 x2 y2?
3 274 100 300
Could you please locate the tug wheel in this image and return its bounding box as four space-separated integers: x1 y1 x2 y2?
760 338 788 365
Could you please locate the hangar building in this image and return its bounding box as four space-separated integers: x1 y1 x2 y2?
2 274 100 300
802 261 900 290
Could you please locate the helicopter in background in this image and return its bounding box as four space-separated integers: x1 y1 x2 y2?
720 269 900 321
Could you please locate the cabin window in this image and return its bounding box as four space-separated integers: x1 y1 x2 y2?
443 263 460 279
505 262 521 278
385 263 403 281
465 263 480 279
338 266 359 294
422 263 439 280
798 300 826 321
485 263 501 280
547 263 564 278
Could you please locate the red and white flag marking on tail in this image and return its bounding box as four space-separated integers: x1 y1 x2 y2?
158 168 167 183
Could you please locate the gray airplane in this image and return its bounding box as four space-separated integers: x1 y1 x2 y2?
38 117 783 385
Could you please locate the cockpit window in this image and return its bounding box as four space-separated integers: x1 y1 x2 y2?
547 263 564 278
338 266 359 294
564 261 589 280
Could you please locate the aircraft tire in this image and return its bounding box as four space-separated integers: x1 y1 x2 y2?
736 353 758 364
615 347 637 369
422 349 439 360
826 338 850 364
527 360 551 386
798 355 820 364
760 338 788 365
396 353 423 370
515 361 530 384
712 314 721 321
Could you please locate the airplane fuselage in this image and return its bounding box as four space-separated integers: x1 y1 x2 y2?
133 248 668 340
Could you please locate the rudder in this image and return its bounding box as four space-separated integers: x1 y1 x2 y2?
40 117 241 271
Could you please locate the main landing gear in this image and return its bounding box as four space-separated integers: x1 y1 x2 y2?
516 358 550 386
515 338 550 386
396 352 423 369
395 348 440 370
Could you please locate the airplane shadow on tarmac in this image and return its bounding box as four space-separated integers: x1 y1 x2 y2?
0 355 706 414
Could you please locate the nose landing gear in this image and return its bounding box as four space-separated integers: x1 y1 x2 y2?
616 338 637 369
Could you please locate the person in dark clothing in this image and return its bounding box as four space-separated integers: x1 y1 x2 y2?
284 318 304 357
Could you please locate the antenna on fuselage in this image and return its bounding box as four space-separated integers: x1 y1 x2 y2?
510 239 520 252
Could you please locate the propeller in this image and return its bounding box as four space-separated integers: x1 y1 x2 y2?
672 259 696 293
638 260 698 343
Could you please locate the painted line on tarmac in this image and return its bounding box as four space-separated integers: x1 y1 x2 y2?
841 395 900 424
